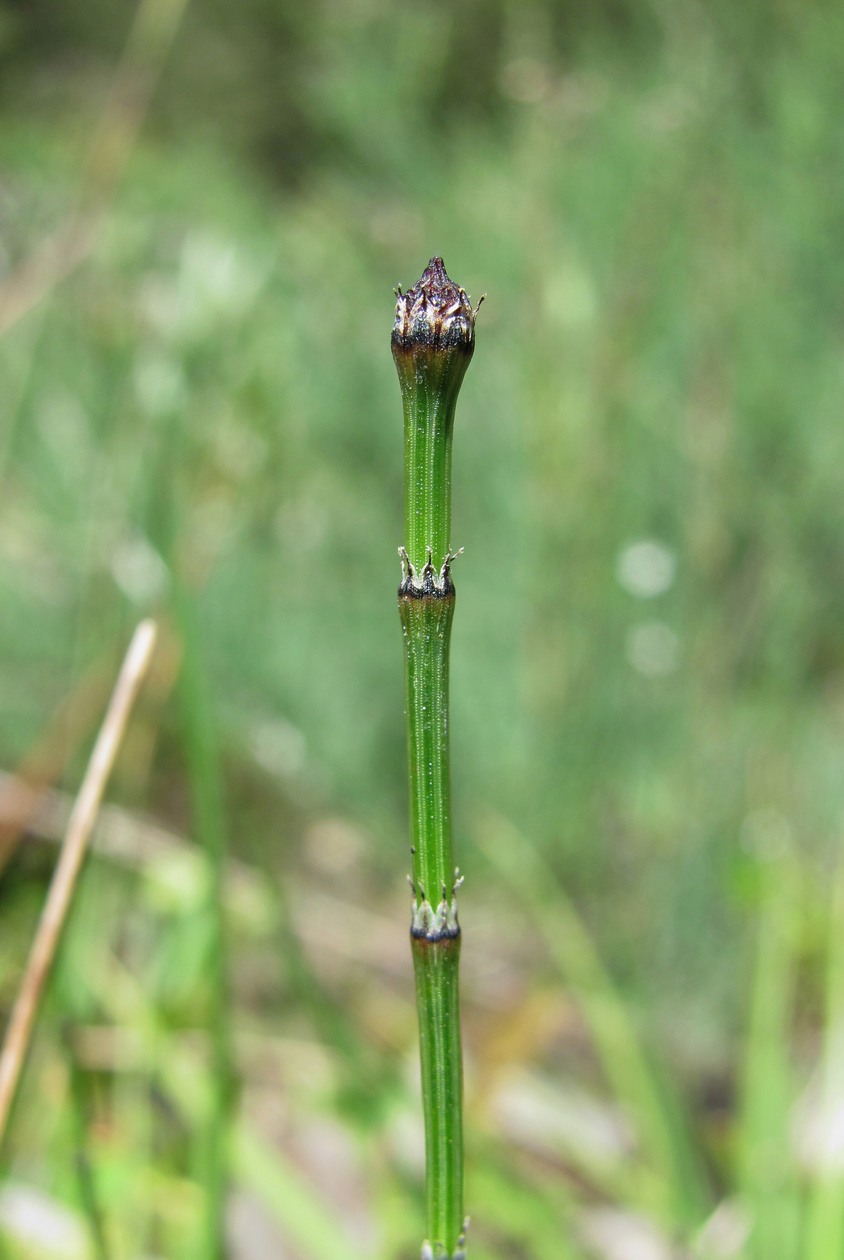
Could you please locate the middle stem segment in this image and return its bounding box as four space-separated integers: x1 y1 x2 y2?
399 559 457 907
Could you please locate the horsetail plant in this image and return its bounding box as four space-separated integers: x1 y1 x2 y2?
393 258 481 1259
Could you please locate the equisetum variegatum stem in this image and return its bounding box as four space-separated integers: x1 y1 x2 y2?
392 258 481 1259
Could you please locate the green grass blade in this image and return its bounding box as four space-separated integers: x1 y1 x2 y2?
175 586 235 1260
736 847 802 1260
476 814 708 1230
803 864 844 1260
233 1126 367 1260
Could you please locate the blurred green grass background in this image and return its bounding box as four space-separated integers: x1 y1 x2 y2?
2 0 844 1256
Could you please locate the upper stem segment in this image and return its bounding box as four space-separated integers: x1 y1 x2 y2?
393 257 476 574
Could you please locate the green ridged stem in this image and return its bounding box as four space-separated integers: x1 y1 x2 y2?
399 586 456 904
393 258 476 1259
399 351 466 574
412 934 464 1256
401 581 465 1257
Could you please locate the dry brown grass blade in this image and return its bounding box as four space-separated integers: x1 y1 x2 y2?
0 619 158 1148
0 625 179 879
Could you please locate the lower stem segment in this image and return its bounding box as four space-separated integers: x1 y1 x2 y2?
412 933 465 1258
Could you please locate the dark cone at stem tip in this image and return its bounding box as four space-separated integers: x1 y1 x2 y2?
392 257 477 355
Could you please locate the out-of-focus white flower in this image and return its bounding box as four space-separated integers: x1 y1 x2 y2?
617 539 677 599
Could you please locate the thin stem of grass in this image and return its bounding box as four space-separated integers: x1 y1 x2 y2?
737 845 802 1260
804 863 844 1258
174 586 235 1260
393 258 478 1258
65 1032 112 1260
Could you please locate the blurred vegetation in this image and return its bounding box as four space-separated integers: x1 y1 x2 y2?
1 0 844 1256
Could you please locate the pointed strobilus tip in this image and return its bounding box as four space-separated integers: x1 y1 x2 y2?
393 257 480 572
392 257 477 356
